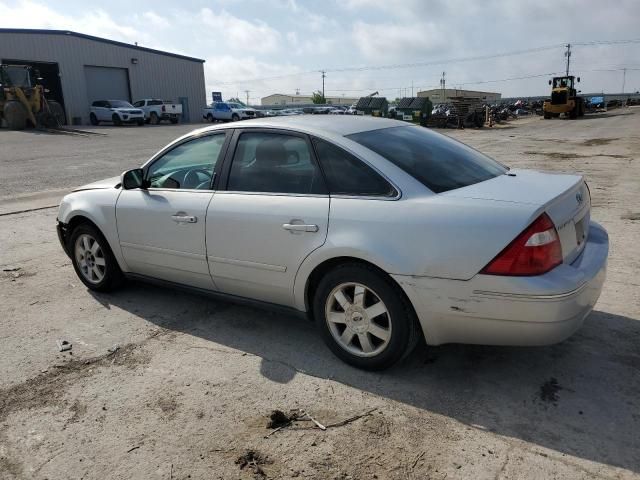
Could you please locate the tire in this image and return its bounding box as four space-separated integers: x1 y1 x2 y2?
137 119 144 126
170 118 179 124
69 223 124 292
569 107 577 119
543 111 552 119
90 112 99 126
112 114 122 126
150 112 159 125
231 113 240 122
47 100 66 126
206 113 214 123
3 101 28 130
313 263 421 370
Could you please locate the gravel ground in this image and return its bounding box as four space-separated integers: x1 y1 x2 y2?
0 111 638 479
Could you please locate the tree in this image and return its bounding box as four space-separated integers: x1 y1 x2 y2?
311 91 326 104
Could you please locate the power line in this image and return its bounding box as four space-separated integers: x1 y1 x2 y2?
213 39 640 87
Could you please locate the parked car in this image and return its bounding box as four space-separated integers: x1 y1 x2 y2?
56 116 608 370
89 100 144 126
345 105 357 115
202 102 257 122
133 99 182 125
329 108 345 115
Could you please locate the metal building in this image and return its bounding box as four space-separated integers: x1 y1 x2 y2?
261 93 359 106
0 28 206 124
418 88 501 104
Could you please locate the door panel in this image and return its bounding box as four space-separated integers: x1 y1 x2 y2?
116 190 214 289
206 193 329 306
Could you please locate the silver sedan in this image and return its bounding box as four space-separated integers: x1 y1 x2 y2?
56 116 608 370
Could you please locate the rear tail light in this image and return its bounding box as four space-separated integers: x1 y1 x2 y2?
481 213 562 276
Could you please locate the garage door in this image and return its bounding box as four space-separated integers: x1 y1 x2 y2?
84 66 130 104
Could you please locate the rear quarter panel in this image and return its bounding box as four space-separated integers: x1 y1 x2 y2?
293 194 539 310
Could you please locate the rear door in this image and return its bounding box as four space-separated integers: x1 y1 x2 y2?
205 129 330 306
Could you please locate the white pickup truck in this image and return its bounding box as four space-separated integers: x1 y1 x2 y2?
133 99 182 125
202 102 258 122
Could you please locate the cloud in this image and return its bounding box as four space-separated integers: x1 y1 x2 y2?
351 20 448 60
142 11 170 29
200 8 280 53
0 0 147 45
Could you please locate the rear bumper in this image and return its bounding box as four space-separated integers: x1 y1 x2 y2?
394 222 609 346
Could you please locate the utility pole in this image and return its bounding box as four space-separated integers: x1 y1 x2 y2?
244 90 250 106
321 70 326 101
440 71 446 103
564 43 571 76
622 68 627 93
411 80 414 97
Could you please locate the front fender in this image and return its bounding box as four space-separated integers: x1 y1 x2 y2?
58 188 128 271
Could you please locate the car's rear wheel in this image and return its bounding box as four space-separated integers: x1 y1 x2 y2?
89 112 99 125
313 263 420 370
69 224 124 292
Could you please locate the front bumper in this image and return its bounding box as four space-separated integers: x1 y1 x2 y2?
394 222 609 346
57 220 71 257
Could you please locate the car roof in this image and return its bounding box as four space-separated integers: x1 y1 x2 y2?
192 115 405 137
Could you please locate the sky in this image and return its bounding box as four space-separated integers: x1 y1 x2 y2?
1 0 639 103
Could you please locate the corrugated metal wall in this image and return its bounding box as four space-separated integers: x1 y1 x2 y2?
0 31 206 124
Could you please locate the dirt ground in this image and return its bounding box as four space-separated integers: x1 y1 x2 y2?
0 111 639 480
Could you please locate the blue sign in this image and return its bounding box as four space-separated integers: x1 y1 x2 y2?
211 92 223 102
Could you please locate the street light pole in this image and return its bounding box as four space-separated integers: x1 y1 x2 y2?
321 70 326 102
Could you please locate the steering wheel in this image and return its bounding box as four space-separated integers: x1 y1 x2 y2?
183 168 212 189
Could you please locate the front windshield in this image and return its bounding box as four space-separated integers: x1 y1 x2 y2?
348 126 507 193
110 100 134 108
2 66 31 87
553 78 573 88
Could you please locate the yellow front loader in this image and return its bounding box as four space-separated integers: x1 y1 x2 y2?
0 64 65 130
543 75 585 119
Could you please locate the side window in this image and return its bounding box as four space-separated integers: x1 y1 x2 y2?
132 101 144 107
227 132 326 195
312 138 395 196
150 100 163 106
147 134 226 190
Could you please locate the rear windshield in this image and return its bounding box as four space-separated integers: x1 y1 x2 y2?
347 126 507 193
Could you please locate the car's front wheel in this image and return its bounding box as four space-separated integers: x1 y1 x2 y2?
313 263 420 370
69 224 124 292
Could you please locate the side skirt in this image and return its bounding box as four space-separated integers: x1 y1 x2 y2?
124 273 310 321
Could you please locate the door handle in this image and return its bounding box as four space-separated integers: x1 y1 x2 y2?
171 214 197 223
282 223 319 233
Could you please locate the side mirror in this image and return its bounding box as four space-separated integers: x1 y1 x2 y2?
121 168 146 190
577 77 580 82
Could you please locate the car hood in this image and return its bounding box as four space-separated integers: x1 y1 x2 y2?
73 176 121 192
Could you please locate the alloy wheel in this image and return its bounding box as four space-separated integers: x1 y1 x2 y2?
325 282 392 357
74 234 106 284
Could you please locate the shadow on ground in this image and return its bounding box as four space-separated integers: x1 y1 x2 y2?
92 281 640 473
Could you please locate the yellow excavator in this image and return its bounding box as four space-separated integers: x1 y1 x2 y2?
543 75 585 119
0 64 65 130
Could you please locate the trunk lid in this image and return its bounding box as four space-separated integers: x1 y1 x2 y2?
443 169 590 264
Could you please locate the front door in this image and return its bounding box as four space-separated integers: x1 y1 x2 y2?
116 132 228 289
206 130 330 306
